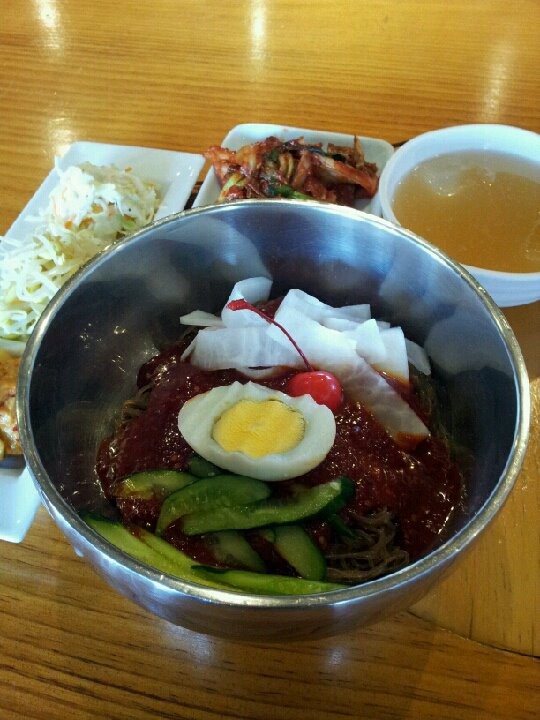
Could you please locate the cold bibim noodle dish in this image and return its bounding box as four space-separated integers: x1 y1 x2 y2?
91 277 465 596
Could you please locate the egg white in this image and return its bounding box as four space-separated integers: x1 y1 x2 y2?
177 381 336 481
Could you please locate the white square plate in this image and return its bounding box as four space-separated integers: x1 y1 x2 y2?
0 141 205 542
6 141 205 241
193 123 394 214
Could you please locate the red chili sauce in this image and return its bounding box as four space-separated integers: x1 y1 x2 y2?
96 341 465 565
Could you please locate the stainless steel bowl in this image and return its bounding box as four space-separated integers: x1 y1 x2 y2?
18 200 529 640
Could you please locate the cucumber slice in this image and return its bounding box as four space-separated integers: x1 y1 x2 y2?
328 513 355 538
156 475 271 535
82 515 346 595
270 525 326 581
187 455 223 478
209 530 265 572
192 566 346 595
182 477 354 536
111 469 197 500
258 527 276 543
82 514 226 589
139 532 231 589
84 514 165 566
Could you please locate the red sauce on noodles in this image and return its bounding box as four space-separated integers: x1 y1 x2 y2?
96 343 464 561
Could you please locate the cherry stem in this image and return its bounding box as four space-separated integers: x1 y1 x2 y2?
227 298 313 371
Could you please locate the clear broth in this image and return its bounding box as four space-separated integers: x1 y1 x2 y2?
392 151 540 273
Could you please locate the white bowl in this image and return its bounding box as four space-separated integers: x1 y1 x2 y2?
376 124 540 307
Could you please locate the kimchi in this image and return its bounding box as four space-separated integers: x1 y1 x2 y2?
205 136 379 206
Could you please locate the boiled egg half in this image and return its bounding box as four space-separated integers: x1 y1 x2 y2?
178 381 336 481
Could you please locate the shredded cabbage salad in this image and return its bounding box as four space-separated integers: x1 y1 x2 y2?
0 162 159 341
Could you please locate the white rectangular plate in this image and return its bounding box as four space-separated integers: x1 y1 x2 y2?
0 467 42 543
193 123 394 214
0 141 205 542
6 141 205 241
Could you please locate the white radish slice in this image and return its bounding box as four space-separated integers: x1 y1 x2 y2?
275 288 337 322
189 326 300 370
276 289 371 324
180 335 197 361
222 306 268 328
331 304 371 322
269 305 358 371
343 318 387 365
234 366 289 380
321 317 359 331
406 339 431 375
221 276 273 328
180 310 224 327
373 327 410 384
270 303 428 447
337 356 429 448
227 276 273 304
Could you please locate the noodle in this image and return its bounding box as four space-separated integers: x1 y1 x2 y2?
326 510 409 583
120 383 153 423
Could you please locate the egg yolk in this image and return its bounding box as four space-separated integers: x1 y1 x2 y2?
212 399 305 458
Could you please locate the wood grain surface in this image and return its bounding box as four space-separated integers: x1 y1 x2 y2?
0 512 538 720
0 1 538 717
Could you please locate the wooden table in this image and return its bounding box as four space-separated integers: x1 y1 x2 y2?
0 1 538 717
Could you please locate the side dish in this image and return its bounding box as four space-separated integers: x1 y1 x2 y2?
205 136 379 206
90 277 465 595
0 162 159 343
0 161 160 458
0 350 20 461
